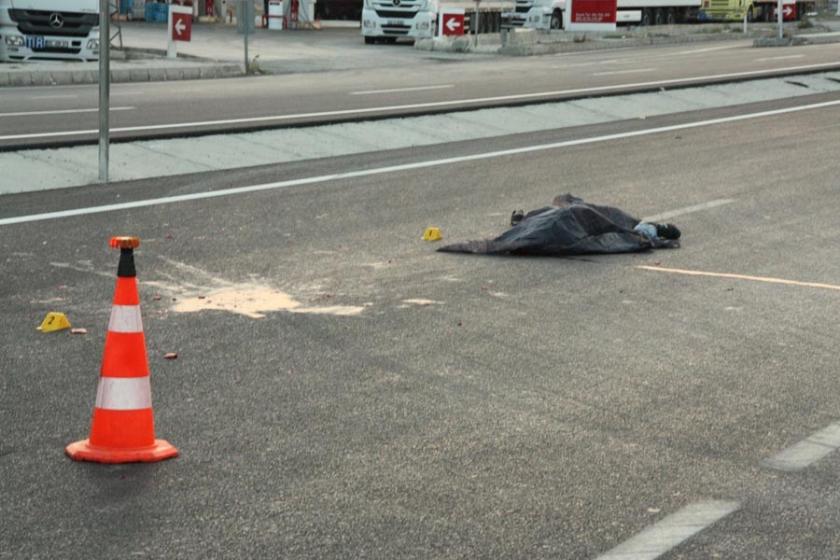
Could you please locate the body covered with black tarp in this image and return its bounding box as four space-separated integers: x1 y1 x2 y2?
439 194 679 256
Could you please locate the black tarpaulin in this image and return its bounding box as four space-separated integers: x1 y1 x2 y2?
438 194 680 256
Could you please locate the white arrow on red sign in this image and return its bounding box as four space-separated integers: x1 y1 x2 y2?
783 5 793 16
445 17 461 32
175 19 186 36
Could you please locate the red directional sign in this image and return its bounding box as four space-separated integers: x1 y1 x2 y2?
782 2 796 20
171 12 192 42
571 0 617 24
441 11 465 36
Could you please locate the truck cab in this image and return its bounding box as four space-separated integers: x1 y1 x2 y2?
361 0 438 42
0 0 100 62
504 0 564 30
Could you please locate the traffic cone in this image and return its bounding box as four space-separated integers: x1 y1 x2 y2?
66 236 178 464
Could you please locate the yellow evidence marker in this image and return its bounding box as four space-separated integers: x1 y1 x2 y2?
37 312 72 333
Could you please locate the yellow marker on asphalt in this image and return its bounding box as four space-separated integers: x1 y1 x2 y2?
37 312 72 333
423 227 443 242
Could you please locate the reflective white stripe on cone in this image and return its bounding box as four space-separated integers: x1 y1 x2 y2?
108 305 144 333
95 377 152 410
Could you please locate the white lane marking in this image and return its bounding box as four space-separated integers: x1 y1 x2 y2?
762 423 840 472
596 501 740 560
756 54 806 62
31 94 80 100
1 62 838 142
1 98 839 227
0 107 134 118
95 376 152 410
637 265 840 292
643 198 735 222
112 90 146 96
592 68 657 76
350 84 455 95
675 44 742 55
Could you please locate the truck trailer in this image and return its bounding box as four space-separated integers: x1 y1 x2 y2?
505 0 702 29
0 0 99 62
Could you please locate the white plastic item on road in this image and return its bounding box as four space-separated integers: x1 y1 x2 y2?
268 0 285 29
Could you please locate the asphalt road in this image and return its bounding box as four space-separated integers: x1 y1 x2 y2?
2 40 840 148
2 92 840 558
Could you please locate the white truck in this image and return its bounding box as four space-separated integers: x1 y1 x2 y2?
0 0 100 62
361 0 509 43
504 0 702 29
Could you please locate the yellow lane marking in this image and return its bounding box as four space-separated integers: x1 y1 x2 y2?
637 266 840 292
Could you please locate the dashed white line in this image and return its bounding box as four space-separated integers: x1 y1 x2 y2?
0 107 134 118
756 54 807 62
1 98 839 226
350 84 455 95
595 500 740 560
762 423 840 472
1 62 838 142
675 44 742 55
643 198 735 222
593 68 657 76
30 94 80 100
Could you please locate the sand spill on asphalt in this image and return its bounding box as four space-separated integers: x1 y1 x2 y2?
172 285 364 319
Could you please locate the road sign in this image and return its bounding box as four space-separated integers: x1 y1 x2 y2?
439 8 465 36
167 5 193 58
171 12 192 42
782 2 796 20
571 0 616 24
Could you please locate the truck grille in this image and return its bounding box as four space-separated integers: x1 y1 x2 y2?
514 0 534 13
9 9 98 38
375 9 418 18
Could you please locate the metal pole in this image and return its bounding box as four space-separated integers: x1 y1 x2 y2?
777 0 783 39
244 0 250 74
474 0 480 47
99 0 110 184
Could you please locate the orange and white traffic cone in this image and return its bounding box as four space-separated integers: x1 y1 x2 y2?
66 236 178 464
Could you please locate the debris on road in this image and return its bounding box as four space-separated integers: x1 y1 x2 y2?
423 227 443 242
36 311 71 333
164 352 178 360
70 328 88 335
439 194 681 256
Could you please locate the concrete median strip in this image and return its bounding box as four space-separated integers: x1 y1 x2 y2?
2 97 840 226
2 71 840 197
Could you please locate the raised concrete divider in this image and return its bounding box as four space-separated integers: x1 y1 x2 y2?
0 57 243 88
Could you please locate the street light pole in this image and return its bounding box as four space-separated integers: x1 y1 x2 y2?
777 0 783 39
99 0 110 183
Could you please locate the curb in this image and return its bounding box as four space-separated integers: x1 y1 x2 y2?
0 62 243 88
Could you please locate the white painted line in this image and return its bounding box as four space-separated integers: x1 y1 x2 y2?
1 98 839 227
31 94 80 100
756 54 806 62
111 91 146 97
1 62 838 142
637 265 840 292
762 423 840 472
0 107 134 118
350 84 455 95
593 68 657 77
595 501 740 560
643 198 735 222
675 44 742 55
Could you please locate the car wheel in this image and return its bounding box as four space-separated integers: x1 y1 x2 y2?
364 36 375 44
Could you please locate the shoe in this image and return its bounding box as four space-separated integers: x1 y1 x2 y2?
511 210 525 226
655 223 681 240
